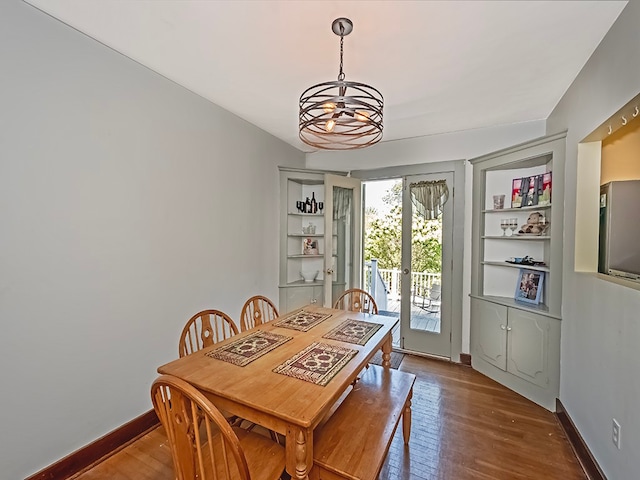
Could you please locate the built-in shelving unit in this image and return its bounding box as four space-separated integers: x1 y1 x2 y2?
278 167 362 312
469 132 566 411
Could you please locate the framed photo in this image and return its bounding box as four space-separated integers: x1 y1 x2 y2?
514 269 544 304
511 178 523 208
303 237 318 255
538 172 552 206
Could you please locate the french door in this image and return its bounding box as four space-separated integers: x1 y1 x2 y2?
323 174 362 307
400 172 453 357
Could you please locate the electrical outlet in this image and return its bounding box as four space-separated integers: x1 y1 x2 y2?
612 419 621 449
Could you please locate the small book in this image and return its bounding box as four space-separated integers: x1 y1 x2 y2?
538 172 552 206
511 178 523 208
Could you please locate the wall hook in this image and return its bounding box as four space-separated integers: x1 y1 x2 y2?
622 115 628 126
608 125 613 135
634 106 639 118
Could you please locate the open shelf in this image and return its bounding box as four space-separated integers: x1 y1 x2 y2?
482 261 550 273
469 294 560 319
482 235 551 240
482 204 552 214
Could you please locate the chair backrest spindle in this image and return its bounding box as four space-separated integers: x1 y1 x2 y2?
240 295 279 332
333 288 379 314
151 375 253 480
179 310 239 357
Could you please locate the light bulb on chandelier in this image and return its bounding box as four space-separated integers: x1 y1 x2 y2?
325 119 336 132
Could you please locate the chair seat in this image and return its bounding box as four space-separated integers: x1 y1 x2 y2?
201 427 285 480
200 427 285 480
234 427 286 480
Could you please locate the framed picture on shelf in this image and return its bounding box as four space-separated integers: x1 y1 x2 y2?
303 238 318 255
538 172 552 206
514 268 544 305
511 178 523 208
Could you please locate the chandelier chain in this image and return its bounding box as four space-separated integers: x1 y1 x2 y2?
338 29 345 81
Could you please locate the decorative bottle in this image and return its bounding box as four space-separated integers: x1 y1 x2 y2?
311 192 318 213
305 197 311 213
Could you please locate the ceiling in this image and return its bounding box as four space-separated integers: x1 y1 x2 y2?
26 0 627 153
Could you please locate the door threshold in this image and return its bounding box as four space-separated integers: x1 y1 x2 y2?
393 347 451 363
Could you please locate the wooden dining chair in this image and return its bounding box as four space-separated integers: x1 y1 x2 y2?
151 375 286 480
179 309 239 358
333 288 379 314
240 295 279 332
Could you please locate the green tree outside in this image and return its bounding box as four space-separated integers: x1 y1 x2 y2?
364 183 442 273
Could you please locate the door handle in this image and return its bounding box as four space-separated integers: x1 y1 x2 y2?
500 324 506 330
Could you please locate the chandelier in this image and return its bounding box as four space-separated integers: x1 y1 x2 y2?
299 18 384 150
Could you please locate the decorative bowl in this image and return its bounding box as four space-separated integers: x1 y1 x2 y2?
300 270 319 283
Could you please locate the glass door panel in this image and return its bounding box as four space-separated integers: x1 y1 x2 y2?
400 172 453 357
324 174 362 307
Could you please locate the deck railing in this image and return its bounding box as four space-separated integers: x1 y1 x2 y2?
364 262 441 302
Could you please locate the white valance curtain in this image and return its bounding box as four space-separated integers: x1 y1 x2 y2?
410 179 449 220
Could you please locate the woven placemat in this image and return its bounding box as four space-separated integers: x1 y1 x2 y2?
322 319 383 346
273 310 332 332
206 331 292 367
273 342 357 386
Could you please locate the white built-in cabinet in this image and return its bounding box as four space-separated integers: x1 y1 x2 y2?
469 132 566 411
278 167 362 313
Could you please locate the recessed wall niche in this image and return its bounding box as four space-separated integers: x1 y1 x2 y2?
574 91 640 289
601 114 640 185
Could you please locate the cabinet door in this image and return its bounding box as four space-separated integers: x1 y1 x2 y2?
471 298 507 370
507 308 549 388
285 286 323 312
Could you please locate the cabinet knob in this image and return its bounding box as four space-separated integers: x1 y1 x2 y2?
326 268 334 275
311 299 317 304
506 326 512 331
500 324 506 330
403 268 410 274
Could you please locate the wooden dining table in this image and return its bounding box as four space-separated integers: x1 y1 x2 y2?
157 304 398 480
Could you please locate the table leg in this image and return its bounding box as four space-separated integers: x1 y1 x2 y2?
403 387 413 445
382 332 392 368
286 426 313 480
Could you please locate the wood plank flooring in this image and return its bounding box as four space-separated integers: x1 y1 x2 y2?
72 355 585 480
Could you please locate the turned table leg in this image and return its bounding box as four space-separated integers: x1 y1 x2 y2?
403 387 413 445
287 426 313 480
382 333 392 368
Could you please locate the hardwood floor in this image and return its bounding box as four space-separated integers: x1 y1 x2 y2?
73 355 585 479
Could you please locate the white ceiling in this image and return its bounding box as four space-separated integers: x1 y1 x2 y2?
26 0 627 153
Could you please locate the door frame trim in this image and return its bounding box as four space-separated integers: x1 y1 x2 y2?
352 159 466 363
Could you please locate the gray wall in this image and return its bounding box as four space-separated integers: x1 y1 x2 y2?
547 2 640 479
0 1 304 477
